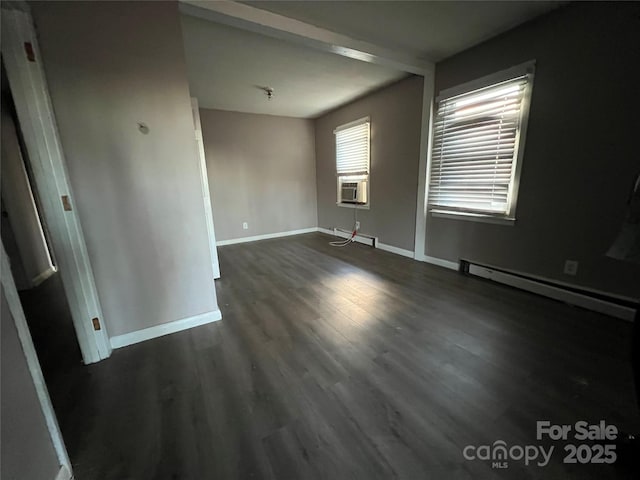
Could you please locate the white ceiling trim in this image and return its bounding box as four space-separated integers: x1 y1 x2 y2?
179 0 434 76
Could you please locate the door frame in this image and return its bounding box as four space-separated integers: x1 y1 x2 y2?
1 6 111 363
191 98 221 279
1 241 72 477
0 99 57 288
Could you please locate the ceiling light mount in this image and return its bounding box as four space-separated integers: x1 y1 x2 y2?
262 86 274 100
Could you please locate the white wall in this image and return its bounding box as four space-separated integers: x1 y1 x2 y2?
31 0 219 336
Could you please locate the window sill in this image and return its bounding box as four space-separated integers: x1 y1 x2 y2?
337 202 370 210
430 209 515 226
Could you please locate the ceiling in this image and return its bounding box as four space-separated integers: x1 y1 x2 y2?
243 1 564 62
181 1 564 119
180 14 407 118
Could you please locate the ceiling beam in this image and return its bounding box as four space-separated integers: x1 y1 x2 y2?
179 0 434 76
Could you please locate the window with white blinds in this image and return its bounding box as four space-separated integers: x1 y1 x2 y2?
335 118 370 176
428 70 533 218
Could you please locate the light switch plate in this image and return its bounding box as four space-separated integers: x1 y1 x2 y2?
564 260 578 276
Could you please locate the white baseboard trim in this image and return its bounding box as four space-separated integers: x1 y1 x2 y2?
110 309 223 349
320 227 377 247
422 255 460 271
32 266 57 287
55 465 72 480
319 227 417 259
335 229 375 247
227 228 456 271
217 227 318 246
468 264 636 321
377 242 414 259
462 259 638 305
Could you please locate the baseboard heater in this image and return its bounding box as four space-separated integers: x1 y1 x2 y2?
332 228 377 247
459 260 637 321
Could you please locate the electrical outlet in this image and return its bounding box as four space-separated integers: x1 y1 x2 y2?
564 260 578 276
355 221 360 230
242 222 248 230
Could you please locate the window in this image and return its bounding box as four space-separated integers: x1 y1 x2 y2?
428 62 535 222
335 117 370 207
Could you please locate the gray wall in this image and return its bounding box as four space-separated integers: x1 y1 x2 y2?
315 76 423 252
200 109 317 241
426 2 640 298
1 289 60 480
31 1 218 336
1 104 52 289
1 201 30 290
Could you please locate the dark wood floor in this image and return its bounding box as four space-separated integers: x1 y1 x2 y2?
20 272 83 378
34 233 638 479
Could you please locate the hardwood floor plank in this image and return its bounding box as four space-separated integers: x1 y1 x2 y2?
26 232 639 479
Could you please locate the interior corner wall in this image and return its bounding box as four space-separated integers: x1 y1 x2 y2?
315 76 423 252
200 109 317 242
30 0 218 337
1 289 60 480
426 2 640 299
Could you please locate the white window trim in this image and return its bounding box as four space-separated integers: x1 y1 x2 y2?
337 202 371 210
436 60 535 103
429 60 536 224
333 116 370 134
430 209 515 226
335 116 371 207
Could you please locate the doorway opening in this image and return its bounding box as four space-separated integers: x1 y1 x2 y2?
1 59 82 378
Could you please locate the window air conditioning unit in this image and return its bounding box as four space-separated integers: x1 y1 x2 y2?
340 179 367 204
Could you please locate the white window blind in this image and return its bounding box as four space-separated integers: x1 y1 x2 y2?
335 119 370 176
429 74 531 216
